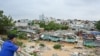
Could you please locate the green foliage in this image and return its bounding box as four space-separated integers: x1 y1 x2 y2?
0 10 3 17
18 32 27 40
35 40 40 43
38 21 69 31
53 44 61 49
61 25 69 30
31 20 35 25
39 43 45 47
30 52 37 56
88 55 94 56
15 41 23 46
7 29 27 40
85 45 95 48
7 29 18 35
0 10 14 34
39 21 45 27
22 45 26 47
95 20 100 31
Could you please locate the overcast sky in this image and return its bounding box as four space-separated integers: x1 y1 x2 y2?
0 0 100 20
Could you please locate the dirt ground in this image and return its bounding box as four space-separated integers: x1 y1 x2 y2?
21 40 92 56
0 35 96 56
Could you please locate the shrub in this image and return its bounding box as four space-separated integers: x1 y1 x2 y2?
15 41 23 46
7 30 28 40
7 30 18 35
35 40 40 43
22 45 26 47
30 52 37 56
18 32 27 40
39 43 45 47
53 44 61 49
85 45 95 48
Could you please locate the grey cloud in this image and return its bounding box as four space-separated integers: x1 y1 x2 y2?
0 0 100 20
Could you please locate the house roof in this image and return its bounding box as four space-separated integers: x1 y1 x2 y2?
91 31 100 35
94 40 100 47
18 29 36 34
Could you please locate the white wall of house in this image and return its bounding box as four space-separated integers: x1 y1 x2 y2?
15 19 30 27
68 20 95 30
55 20 61 24
15 22 28 27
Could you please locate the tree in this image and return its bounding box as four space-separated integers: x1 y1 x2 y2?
39 21 45 27
18 32 27 39
61 25 69 30
7 29 18 35
38 21 69 31
0 10 14 34
95 20 100 31
0 10 3 17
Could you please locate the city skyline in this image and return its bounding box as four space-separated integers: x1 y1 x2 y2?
0 0 100 21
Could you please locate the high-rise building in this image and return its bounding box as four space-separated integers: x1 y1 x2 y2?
39 14 45 21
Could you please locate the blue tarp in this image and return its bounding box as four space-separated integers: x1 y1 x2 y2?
82 31 100 39
90 31 100 35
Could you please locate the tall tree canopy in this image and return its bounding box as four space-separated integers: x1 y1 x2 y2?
95 20 100 31
0 10 14 34
38 21 68 31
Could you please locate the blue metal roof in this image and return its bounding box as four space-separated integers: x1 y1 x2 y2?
90 31 100 35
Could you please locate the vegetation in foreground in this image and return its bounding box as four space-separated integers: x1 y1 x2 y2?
53 44 61 49
39 43 45 47
0 10 14 34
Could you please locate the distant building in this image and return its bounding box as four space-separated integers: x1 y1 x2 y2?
55 19 62 24
67 19 95 31
55 19 68 25
15 19 41 34
39 14 45 21
15 19 31 27
39 14 57 24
